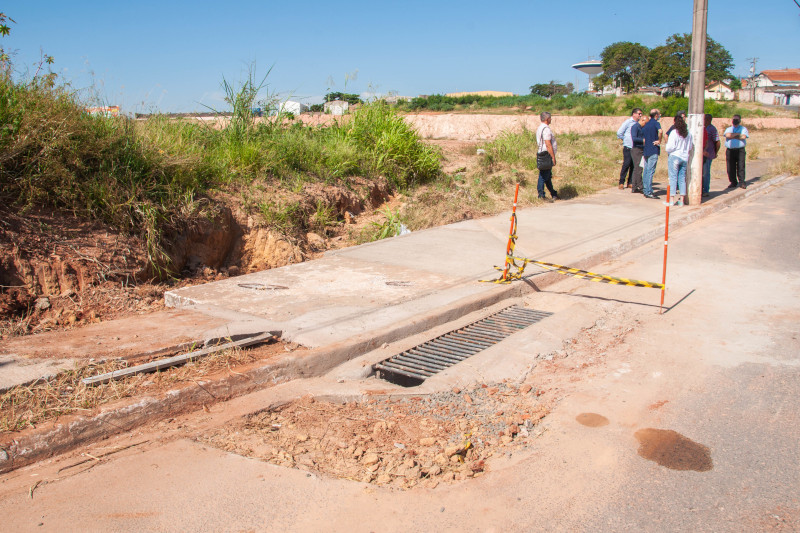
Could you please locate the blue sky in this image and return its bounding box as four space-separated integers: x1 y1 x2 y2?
4 1 799 113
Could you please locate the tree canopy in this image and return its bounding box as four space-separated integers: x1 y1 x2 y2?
648 33 734 96
592 34 734 96
529 81 574 98
324 92 362 105
599 41 650 92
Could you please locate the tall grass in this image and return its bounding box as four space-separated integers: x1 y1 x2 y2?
0 77 214 270
0 74 442 272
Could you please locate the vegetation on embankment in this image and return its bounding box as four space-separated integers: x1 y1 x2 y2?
396 92 784 118
0 76 441 273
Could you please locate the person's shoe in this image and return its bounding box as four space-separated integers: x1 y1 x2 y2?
618 184 624 190
644 193 657 199
727 183 738 189
702 192 709 197
552 193 560 200
675 199 684 207
739 183 747 189
626 184 632 189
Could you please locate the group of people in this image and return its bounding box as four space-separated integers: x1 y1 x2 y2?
616 108 750 206
532 108 750 205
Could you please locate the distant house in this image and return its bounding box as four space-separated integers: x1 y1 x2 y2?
445 90 514 98
323 100 349 115
382 95 413 105
638 86 663 96
86 105 120 117
278 100 309 116
739 68 800 106
704 81 735 101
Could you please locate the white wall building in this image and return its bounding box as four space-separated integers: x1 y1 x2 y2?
278 100 309 116
704 81 735 101
739 69 800 106
323 100 349 115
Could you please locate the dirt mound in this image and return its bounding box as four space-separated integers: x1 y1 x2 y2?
203 382 552 489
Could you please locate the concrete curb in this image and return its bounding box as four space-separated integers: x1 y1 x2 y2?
1 174 793 475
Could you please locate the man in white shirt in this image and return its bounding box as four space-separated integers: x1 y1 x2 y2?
536 111 559 200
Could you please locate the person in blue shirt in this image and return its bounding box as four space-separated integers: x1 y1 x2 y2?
724 114 749 189
641 109 663 199
616 108 642 189
630 115 646 193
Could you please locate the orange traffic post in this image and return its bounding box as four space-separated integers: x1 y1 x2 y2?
659 185 671 314
501 184 520 281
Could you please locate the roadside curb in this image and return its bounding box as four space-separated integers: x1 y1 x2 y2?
1 174 793 475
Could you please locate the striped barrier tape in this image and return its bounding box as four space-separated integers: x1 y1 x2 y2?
482 256 664 289
480 210 664 289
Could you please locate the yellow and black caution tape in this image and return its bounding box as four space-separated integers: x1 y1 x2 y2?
481 196 663 289
481 256 663 289
480 213 663 288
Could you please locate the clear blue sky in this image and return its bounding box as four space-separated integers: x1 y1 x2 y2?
4 1 799 113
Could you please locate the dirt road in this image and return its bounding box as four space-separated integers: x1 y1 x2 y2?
0 173 797 530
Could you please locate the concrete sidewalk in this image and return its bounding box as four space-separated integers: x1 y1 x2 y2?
1 171 793 475
166 172 794 354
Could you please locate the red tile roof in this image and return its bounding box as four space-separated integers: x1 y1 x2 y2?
761 69 800 82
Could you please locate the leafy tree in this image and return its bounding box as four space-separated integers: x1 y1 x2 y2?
728 78 742 90
648 33 734 96
529 81 574 97
0 12 14 66
600 41 650 92
309 103 324 112
324 92 361 105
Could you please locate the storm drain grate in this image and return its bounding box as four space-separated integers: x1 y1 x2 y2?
375 305 552 386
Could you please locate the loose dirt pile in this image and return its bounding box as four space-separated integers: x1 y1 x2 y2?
202 382 553 490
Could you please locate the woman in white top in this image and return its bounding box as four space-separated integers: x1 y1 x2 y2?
664 114 693 207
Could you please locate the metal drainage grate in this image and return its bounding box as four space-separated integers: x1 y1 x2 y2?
375 306 552 386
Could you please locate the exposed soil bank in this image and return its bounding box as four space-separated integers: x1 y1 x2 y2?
404 114 800 140
227 113 800 141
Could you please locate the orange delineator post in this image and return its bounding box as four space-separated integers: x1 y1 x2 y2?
502 184 520 281
659 185 670 314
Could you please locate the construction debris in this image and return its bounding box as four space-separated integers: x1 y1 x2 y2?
202 381 552 489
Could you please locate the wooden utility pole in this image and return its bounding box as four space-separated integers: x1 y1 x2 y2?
687 0 708 206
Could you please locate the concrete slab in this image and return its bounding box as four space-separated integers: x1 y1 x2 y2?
166 173 794 352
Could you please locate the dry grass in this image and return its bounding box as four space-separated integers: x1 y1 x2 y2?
402 131 648 230
0 344 262 433
747 129 800 177
400 128 798 232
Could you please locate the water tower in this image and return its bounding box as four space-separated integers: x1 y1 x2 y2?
571 59 603 93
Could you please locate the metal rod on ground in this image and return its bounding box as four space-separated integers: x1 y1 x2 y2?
660 185 671 314
501 183 521 281
81 331 279 386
